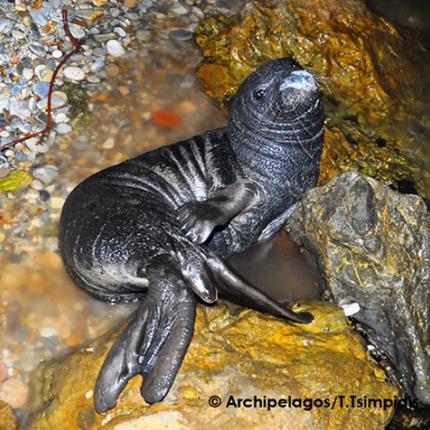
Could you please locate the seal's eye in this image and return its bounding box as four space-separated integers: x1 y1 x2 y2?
254 89 265 100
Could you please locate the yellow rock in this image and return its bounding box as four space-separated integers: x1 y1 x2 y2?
91 0 109 6
0 401 17 430
0 170 31 193
195 0 430 198
28 302 397 430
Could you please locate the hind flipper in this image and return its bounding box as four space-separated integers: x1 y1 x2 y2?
94 255 196 413
140 286 195 403
94 300 156 412
206 251 313 324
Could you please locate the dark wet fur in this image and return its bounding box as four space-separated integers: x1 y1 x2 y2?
59 58 324 412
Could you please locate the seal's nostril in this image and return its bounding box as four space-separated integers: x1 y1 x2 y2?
280 71 317 92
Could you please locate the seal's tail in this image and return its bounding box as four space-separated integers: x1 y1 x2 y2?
94 254 196 413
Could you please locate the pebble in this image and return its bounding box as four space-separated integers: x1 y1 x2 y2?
106 40 125 57
23 68 34 80
55 112 68 123
0 166 10 178
192 6 204 19
40 326 58 338
34 64 47 81
118 86 130 96
29 42 47 57
0 19 14 33
169 29 193 42
56 123 72 134
0 363 7 382
152 110 183 128
52 50 63 59
70 24 86 40
32 166 58 184
26 139 49 154
63 66 86 82
37 92 68 110
0 378 29 408
50 196 65 209
170 3 189 15
90 59 105 73
179 100 197 113
106 63 120 77
113 27 127 38
87 75 101 83
11 29 26 40
92 0 109 6
103 137 115 149
124 0 138 7
33 82 50 98
30 179 44 191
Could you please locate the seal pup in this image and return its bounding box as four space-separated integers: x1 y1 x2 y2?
59 58 324 412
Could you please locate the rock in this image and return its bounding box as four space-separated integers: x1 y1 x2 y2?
56 123 72 134
195 0 430 199
0 19 14 33
152 110 182 128
0 401 17 430
169 29 194 42
29 43 47 57
0 171 32 193
33 82 50 98
92 0 109 6
63 66 86 82
286 172 430 405
52 50 63 59
23 68 34 80
32 166 58 185
170 3 189 15
106 40 125 57
124 0 138 8
27 303 397 429
0 378 29 408
0 363 7 382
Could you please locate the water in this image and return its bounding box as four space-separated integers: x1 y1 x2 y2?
0 14 324 423
1 0 429 427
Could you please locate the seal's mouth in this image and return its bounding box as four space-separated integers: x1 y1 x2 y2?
280 70 319 111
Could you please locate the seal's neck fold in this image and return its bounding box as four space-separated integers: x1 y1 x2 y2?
227 107 324 186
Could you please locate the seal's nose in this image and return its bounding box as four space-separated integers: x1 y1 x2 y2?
280 70 318 93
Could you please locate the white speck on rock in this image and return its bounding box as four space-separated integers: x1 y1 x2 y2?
341 302 361 317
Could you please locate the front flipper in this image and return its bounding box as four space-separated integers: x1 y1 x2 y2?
177 180 260 244
94 255 196 413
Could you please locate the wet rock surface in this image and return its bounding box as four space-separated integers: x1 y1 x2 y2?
286 172 430 405
27 302 397 430
0 401 17 430
195 0 430 199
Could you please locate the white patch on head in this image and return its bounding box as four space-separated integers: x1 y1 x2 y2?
280 70 318 92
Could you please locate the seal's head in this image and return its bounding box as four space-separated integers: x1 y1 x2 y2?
229 58 323 133
228 57 324 181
